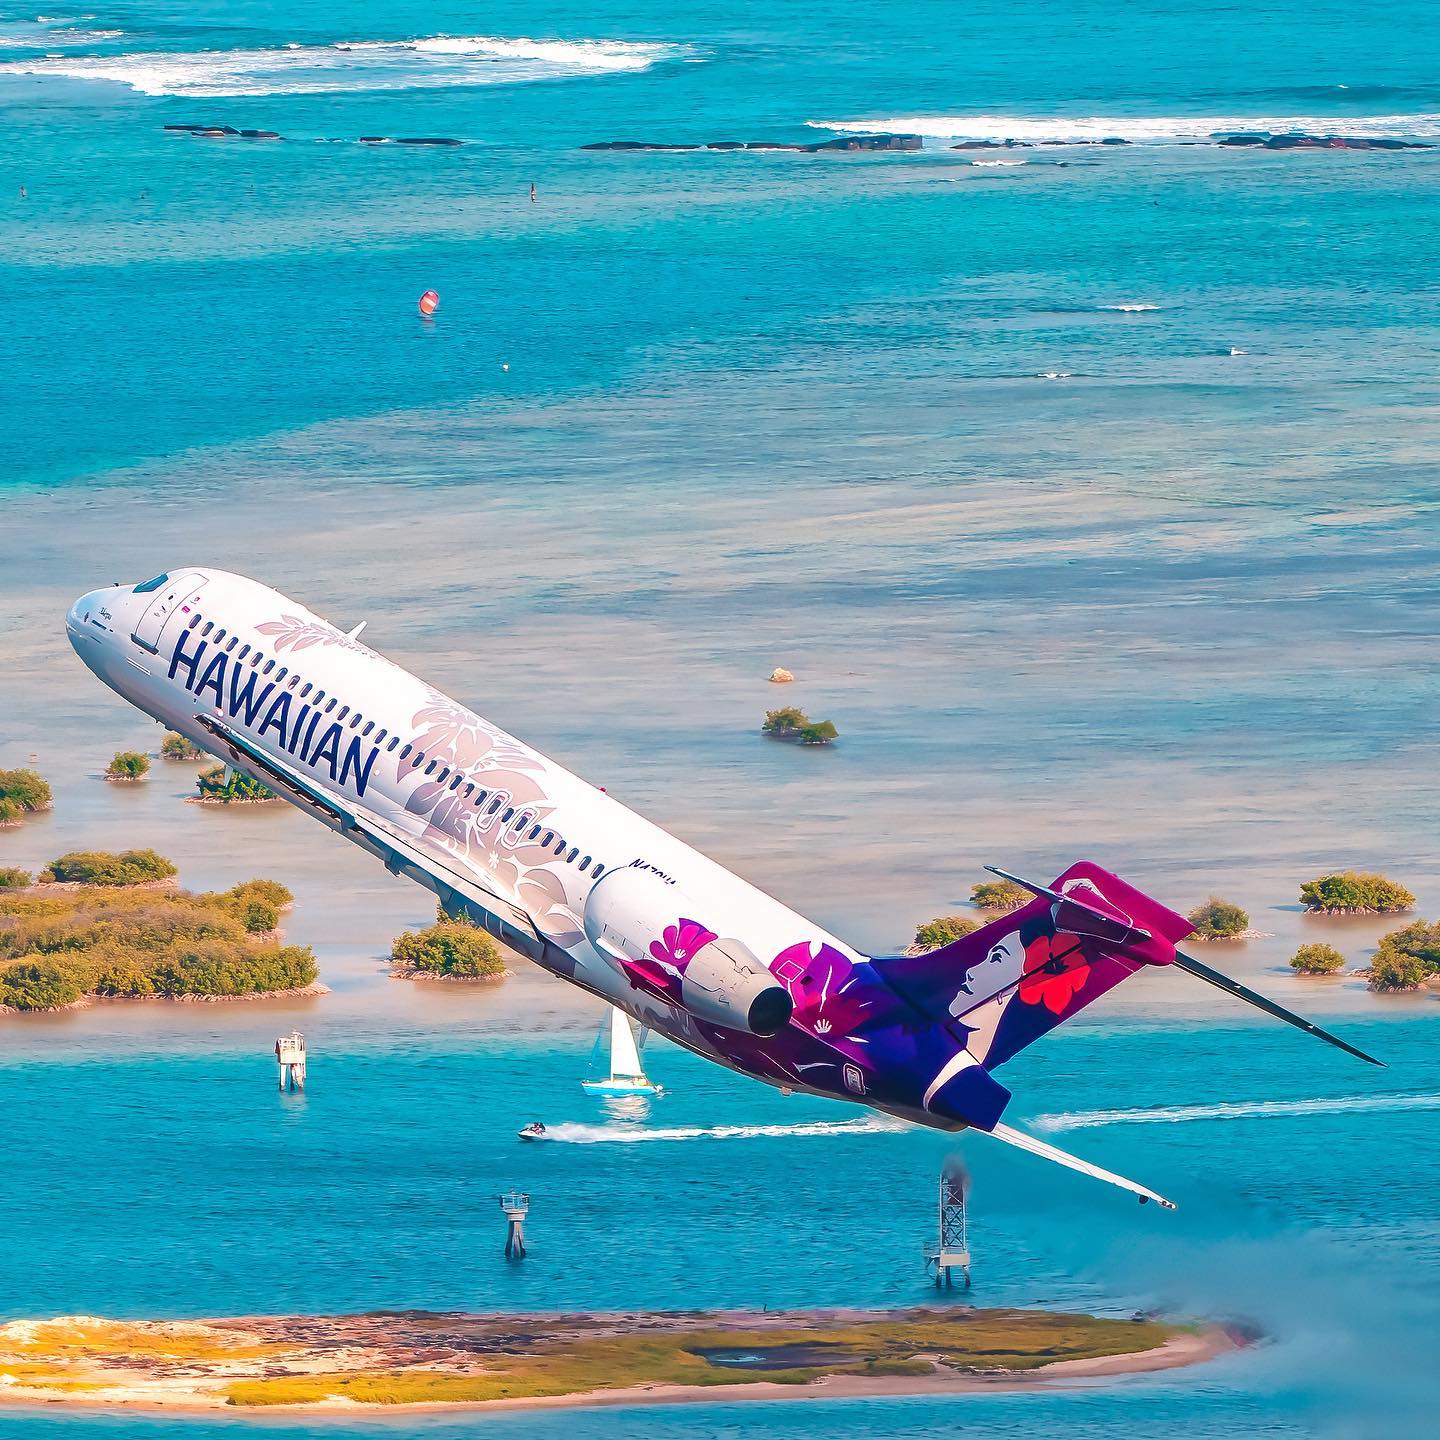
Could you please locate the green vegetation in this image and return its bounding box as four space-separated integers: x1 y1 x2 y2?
41 849 177 887
160 731 205 761
0 879 316 1011
1289 943 1346 975
195 764 278 803
1186 896 1250 940
106 750 151 781
390 921 505 979
971 879 1030 912
1299 871 1414 915
912 915 981 950
763 707 839 746
0 768 52 825
221 1311 1178 1408
0 867 32 891
1367 919 1440 992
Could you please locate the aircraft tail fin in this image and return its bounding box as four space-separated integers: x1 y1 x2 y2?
877 861 1191 1070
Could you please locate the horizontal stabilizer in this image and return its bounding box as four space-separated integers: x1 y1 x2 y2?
1173 949 1383 1067
987 1122 1177 1209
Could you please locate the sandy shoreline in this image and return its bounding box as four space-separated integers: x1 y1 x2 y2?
0 1310 1241 1417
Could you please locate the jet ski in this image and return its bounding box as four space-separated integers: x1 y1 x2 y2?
516 1121 547 1141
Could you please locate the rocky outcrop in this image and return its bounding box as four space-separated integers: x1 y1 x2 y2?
582 134 921 153
1217 132 1428 150
164 124 280 139
950 137 1130 149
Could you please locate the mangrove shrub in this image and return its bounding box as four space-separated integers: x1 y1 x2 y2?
391 921 504 979
912 915 980 950
971 879 1030 912
1289 943 1346 975
42 849 177 886
1299 871 1414 915
161 731 205 761
107 750 151 780
196 765 277 802
1186 897 1250 940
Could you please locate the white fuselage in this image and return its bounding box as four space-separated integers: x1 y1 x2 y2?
65 568 865 1078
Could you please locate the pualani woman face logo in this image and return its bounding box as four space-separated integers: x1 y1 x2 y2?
948 934 1025 1017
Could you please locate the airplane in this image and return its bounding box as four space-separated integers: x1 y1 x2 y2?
66 569 1381 1209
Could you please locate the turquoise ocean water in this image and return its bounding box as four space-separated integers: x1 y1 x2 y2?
4 2 1440 1437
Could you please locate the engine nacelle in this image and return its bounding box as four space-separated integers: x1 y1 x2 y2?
583 866 793 1037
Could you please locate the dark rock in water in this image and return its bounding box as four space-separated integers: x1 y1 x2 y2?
584 133 922 154
805 133 921 151
1219 131 1429 150
164 123 206 133
239 129 280 140
396 137 463 146
951 139 1030 150
359 136 392 144
1101 136 1130 145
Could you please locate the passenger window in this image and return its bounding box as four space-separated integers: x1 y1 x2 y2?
187 614 201 629
554 837 566 854
592 864 604 879
387 737 399 752
501 808 514 823
566 847 578 864
425 760 438 775
529 825 541 840
337 705 349 721
449 775 462 791
463 782 475 797
542 831 554 846
262 660 274 674
300 682 311 697
238 645 249 660
488 798 503 814
202 621 213 636
580 856 591 870
226 637 238 652
363 722 375 737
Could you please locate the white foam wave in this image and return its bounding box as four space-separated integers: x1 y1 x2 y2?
807 113 1440 144
534 1117 908 1145
0 33 683 96
1098 303 1161 312
1032 1092 1440 1133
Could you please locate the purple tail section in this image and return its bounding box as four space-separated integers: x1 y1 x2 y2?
878 862 1193 1074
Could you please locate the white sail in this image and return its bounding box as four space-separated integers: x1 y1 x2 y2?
609 1006 646 1081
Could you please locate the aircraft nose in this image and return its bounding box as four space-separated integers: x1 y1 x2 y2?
67 588 107 631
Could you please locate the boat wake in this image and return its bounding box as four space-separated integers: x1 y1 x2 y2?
0 33 686 96
531 1117 908 1144
1031 1092 1440 1133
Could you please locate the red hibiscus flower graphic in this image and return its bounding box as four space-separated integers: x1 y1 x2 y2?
1018 932 1091 1015
650 919 717 972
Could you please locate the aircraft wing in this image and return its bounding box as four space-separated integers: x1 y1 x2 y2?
195 715 544 953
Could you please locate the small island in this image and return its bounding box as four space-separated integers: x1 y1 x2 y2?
192 763 280 805
105 750 152 782
390 915 509 981
1185 897 1251 941
160 731 206 761
762 706 839 746
0 1307 1238 1413
971 879 1030 912
0 857 318 1012
1289 943 1345 975
1298 871 1414 915
1368 920 1440 993
0 768 52 828
908 915 980 953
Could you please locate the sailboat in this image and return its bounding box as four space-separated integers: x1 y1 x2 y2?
581 1006 662 1097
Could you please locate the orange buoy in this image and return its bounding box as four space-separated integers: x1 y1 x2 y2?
418 289 439 317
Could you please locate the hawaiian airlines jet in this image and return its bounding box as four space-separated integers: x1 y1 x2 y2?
67 570 1380 1208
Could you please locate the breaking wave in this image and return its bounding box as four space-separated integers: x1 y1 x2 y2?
533 1117 908 1144
1031 1092 1440 1133
0 34 686 96
807 113 1440 144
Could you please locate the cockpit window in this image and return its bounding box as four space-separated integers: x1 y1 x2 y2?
133 573 170 594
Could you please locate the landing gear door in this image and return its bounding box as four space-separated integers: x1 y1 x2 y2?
132 573 207 654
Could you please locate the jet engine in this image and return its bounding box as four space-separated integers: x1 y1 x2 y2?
583 866 793 1036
